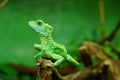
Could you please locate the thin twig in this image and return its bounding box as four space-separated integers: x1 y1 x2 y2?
0 0 8 9
100 21 120 44
99 0 106 39
105 41 120 55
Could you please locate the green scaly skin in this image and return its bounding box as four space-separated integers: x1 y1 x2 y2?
28 20 79 67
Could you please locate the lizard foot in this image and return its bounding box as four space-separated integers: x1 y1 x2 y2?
34 54 41 61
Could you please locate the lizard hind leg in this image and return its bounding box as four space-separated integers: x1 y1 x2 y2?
66 54 80 66
51 54 65 67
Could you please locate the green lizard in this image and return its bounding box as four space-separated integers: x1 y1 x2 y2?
28 20 79 67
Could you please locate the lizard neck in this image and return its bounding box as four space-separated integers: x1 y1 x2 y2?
40 34 54 45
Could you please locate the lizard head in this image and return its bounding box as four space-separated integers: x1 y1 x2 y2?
28 20 53 37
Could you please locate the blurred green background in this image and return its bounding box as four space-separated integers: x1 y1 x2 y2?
0 0 120 74
0 0 120 66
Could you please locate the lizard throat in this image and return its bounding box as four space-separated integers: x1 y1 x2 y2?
40 34 54 45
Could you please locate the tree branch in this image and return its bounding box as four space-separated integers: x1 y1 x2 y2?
105 41 120 56
36 58 110 80
79 41 120 80
100 21 120 44
0 0 8 9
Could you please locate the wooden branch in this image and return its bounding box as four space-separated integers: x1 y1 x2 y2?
36 59 110 80
100 21 120 44
79 41 120 80
7 64 37 77
105 41 120 55
0 0 8 9
98 0 106 40
80 49 92 67
37 59 55 80
106 21 120 41
65 64 108 80
58 65 77 76
6 57 110 80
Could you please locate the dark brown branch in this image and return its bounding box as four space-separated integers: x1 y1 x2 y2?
6 58 110 80
58 65 77 76
37 59 64 80
6 63 77 77
36 59 110 80
80 49 92 67
105 41 120 55
79 41 120 80
100 21 120 44
64 64 108 80
6 64 37 77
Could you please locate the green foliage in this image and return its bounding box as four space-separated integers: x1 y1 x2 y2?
20 76 31 80
0 65 18 80
0 0 120 66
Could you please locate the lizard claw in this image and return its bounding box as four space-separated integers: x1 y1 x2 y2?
34 53 41 57
34 54 42 61
34 55 39 61
34 55 38 58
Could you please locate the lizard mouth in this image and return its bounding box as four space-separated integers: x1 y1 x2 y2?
28 21 48 36
39 30 48 36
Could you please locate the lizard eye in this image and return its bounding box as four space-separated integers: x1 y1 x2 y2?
37 21 42 26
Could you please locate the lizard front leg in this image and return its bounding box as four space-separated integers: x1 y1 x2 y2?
34 52 42 61
34 44 41 51
34 44 42 61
